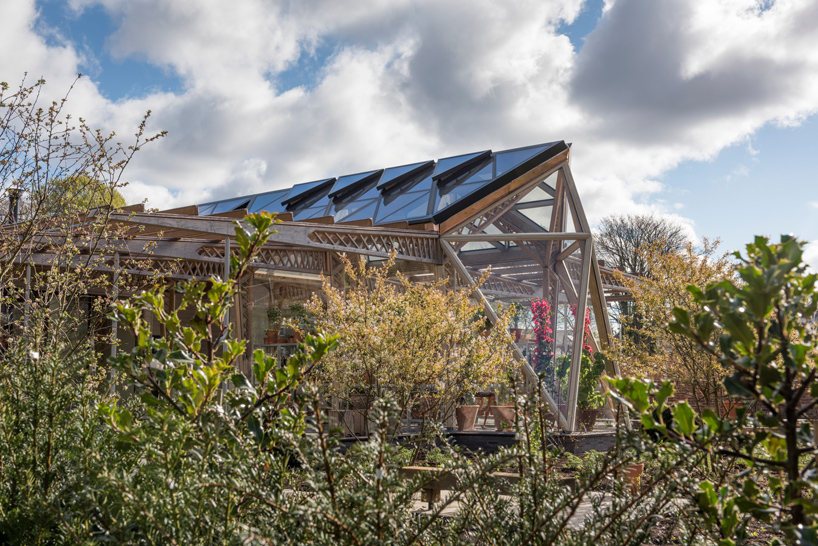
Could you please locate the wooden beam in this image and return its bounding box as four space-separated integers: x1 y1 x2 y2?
294 215 335 224
565 240 592 432
443 232 590 243
159 205 199 215
337 218 374 227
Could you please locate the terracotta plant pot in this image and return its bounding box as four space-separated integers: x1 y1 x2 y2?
509 328 523 342
723 399 742 418
293 330 303 343
623 463 644 493
491 405 516 431
577 408 600 431
455 405 479 431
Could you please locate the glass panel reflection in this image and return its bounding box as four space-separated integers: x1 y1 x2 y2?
494 145 547 177
249 190 290 213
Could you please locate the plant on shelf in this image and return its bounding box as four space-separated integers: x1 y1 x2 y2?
288 302 309 341
267 305 281 328
508 302 526 342
264 306 282 344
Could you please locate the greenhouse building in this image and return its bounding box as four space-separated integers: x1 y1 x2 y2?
25 141 633 432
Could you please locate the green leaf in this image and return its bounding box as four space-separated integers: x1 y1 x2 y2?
724 373 754 398
673 402 696 436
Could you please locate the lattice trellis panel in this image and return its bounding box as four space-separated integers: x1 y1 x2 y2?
120 258 223 279
308 231 441 264
273 284 316 301
198 245 327 273
473 271 537 298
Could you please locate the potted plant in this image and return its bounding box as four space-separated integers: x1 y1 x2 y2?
508 302 525 342
289 302 308 342
576 350 606 431
491 385 516 431
265 306 281 344
455 391 479 431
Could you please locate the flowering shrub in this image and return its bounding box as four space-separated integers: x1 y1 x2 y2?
308 254 515 425
531 299 554 375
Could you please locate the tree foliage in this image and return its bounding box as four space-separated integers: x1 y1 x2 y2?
614 238 736 414
611 235 818 544
594 214 687 277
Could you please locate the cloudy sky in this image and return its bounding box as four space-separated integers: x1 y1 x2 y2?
4 0 818 265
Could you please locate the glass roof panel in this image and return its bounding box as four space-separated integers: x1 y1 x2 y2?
333 198 377 223
293 206 331 221
435 181 486 213
281 178 334 206
212 197 252 214
376 161 434 191
433 151 489 180
248 189 290 213
375 191 428 223
342 200 378 222
198 204 216 216
328 169 382 198
494 145 548 177
462 162 494 184
376 193 430 223
195 141 565 226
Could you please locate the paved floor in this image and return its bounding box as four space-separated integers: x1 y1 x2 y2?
410 490 609 529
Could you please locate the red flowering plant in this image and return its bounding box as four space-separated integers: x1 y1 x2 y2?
569 305 595 355
531 298 555 374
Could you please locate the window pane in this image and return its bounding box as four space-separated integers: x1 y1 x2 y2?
334 198 377 222
494 145 547 177
375 191 428 223
213 197 252 213
376 193 430 223
343 201 378 222
249 190 290 213
435 181 485 212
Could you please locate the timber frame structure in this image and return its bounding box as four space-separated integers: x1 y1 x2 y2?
21 141 634 432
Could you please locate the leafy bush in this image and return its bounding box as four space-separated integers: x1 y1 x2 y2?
610 235 817 545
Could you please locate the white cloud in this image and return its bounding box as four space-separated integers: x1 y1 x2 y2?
4 0 818 226
724 164 751 181
804 241 818 272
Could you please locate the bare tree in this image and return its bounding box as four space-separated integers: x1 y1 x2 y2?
594 214 687 277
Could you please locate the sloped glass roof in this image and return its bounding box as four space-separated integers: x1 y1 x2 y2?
196 141 567 226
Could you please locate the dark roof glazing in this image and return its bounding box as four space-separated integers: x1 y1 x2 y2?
196 141 567 226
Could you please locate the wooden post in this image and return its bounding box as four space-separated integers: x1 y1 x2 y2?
24 264 31 328
220 238 230 403
109 253 119 394
565 241 592 432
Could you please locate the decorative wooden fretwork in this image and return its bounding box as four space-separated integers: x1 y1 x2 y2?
198 245 328 274
472 271 537 298
273 284 315 301
120 258 224 279
307 230 441 264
